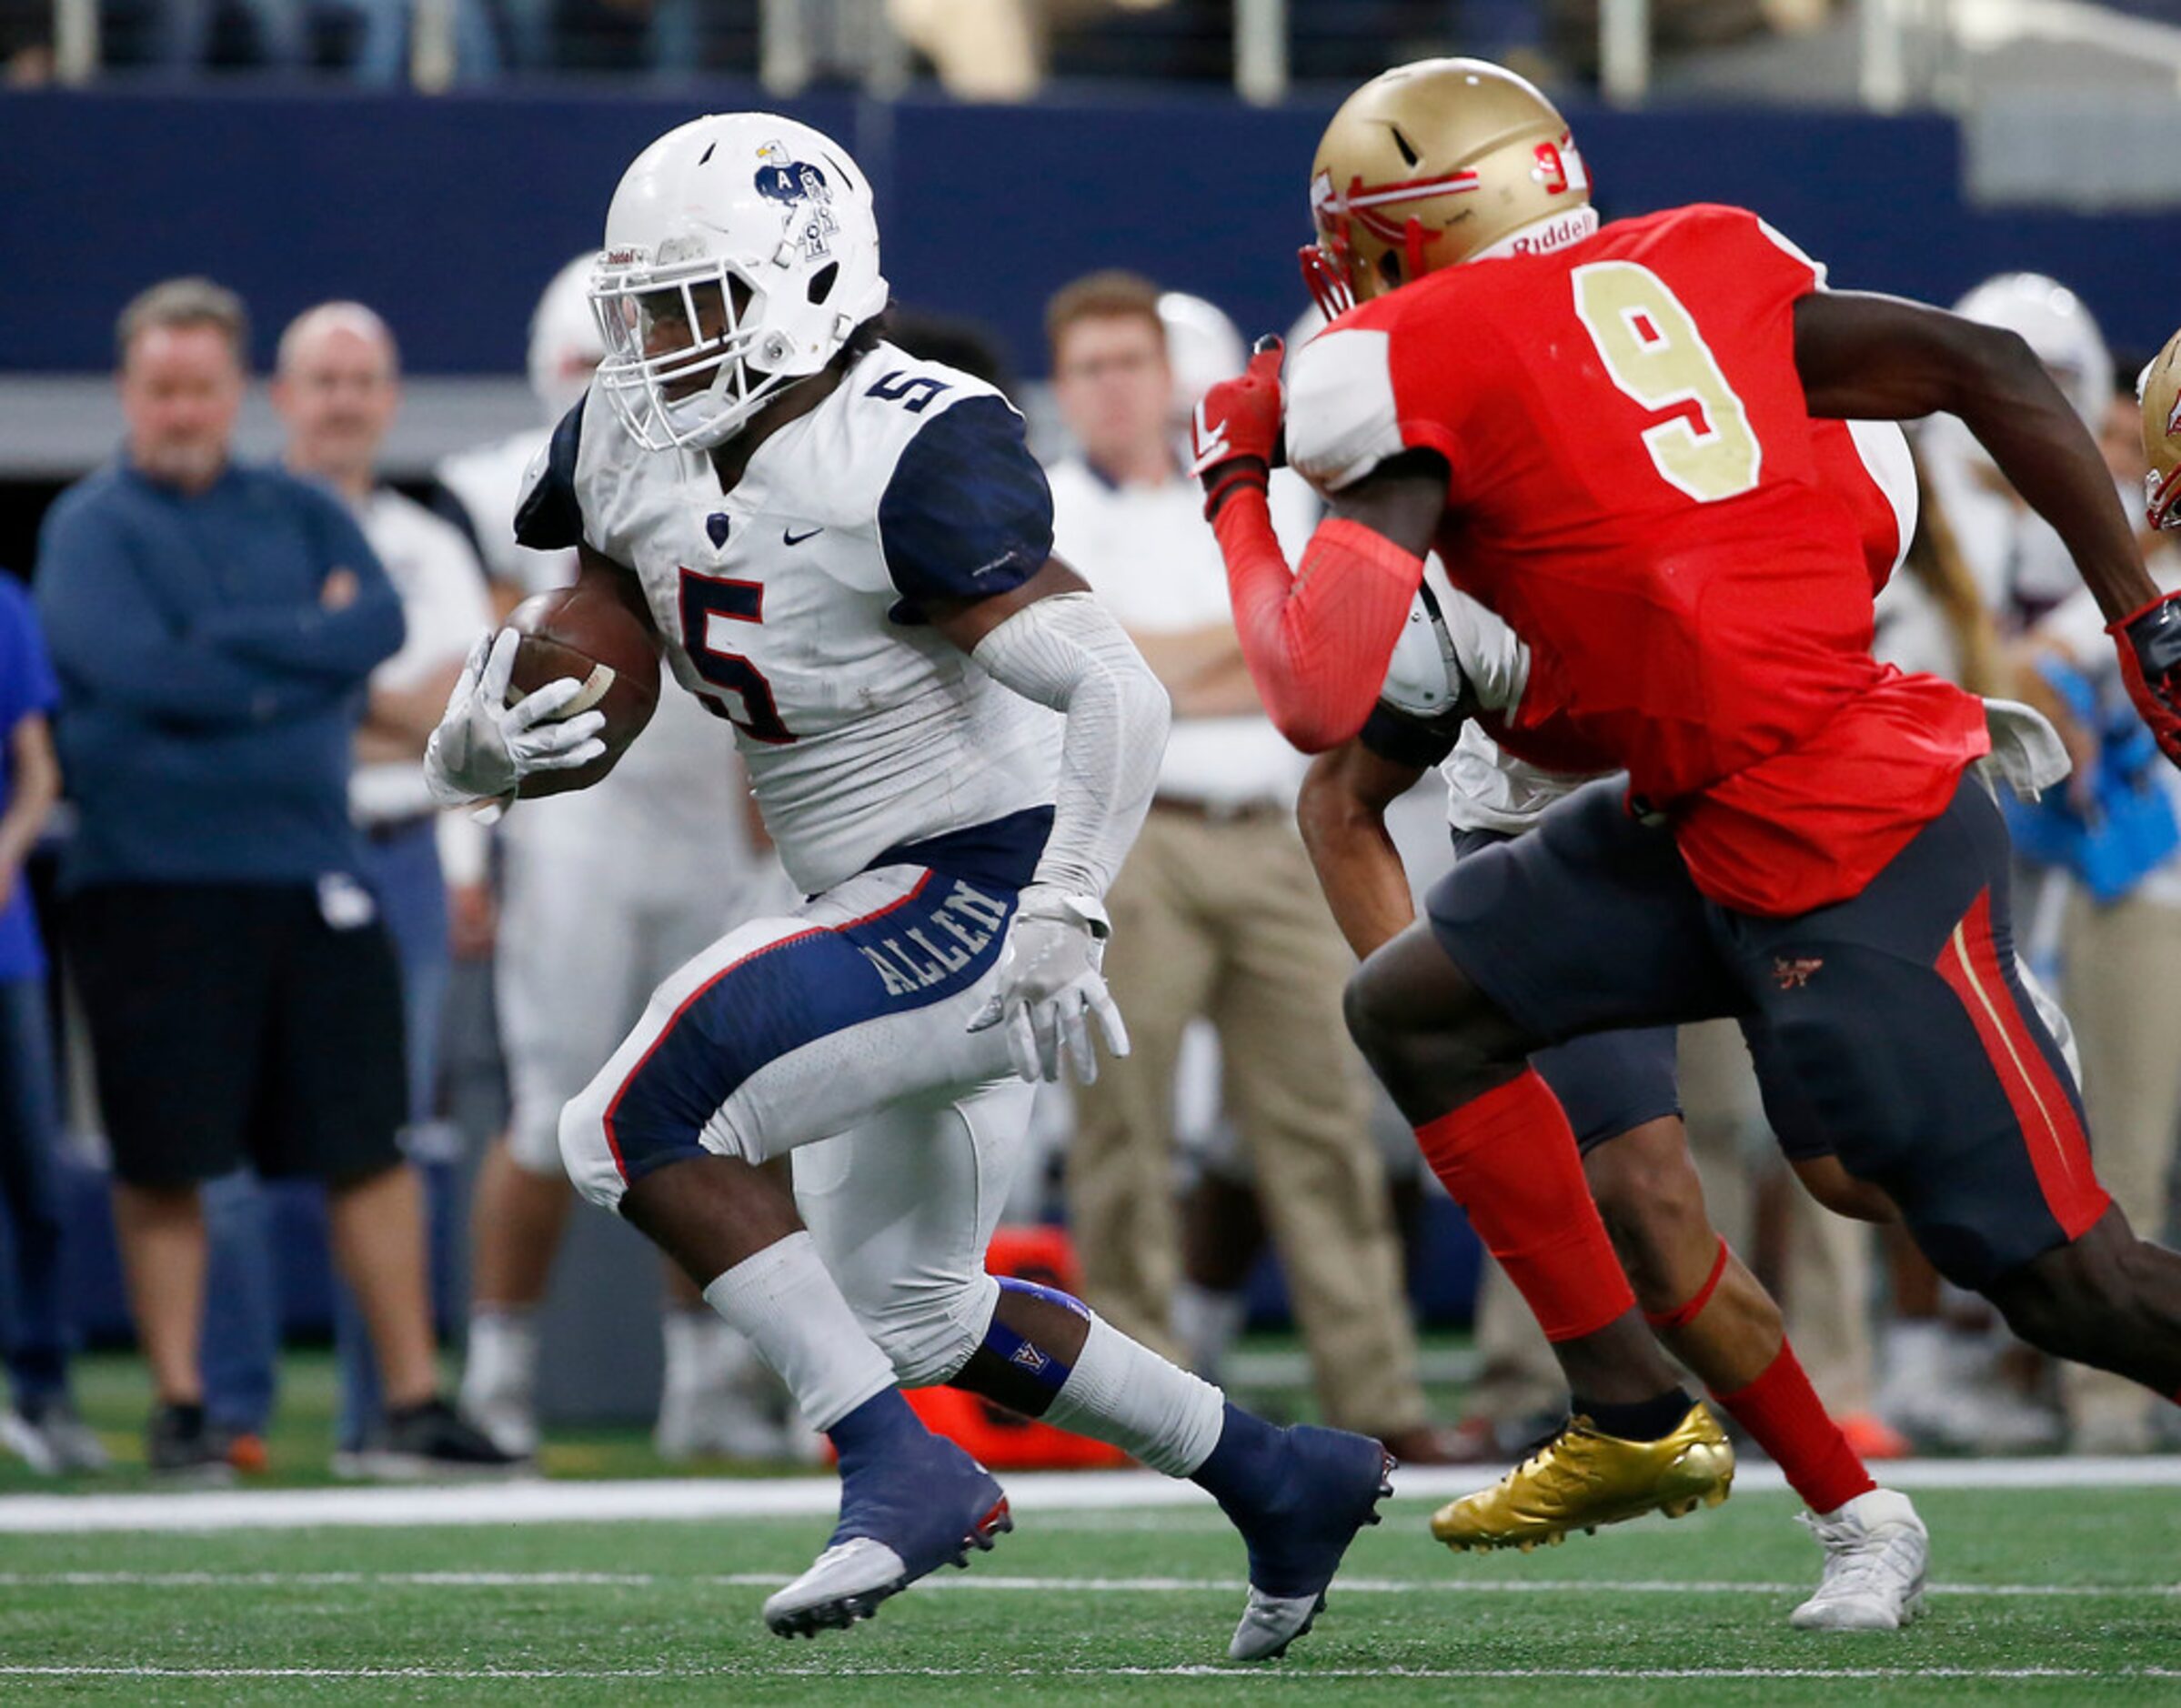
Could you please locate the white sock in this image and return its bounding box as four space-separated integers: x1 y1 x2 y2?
701 1232 895 1433
1042 1313 1225 1477
1171 1282 1248 1384
462 1309 538 1404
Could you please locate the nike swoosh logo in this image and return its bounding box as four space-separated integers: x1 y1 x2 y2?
783 526 823 546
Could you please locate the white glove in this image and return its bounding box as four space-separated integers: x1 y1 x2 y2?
966 889 1130 1085
424 628 608 823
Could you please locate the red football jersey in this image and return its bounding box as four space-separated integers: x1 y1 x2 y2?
1287 203 1988 917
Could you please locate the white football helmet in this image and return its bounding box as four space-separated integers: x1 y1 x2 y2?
1157 291 1246 426
1953 272 2112 431
529 253 608 425
589 113 889 452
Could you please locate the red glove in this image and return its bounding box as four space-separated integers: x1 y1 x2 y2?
1191 336 1285 520
2110 590 2181 767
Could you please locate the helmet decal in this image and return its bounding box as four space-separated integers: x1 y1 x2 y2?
754 141 839 262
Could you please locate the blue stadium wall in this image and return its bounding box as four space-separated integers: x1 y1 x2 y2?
5 85 2178 377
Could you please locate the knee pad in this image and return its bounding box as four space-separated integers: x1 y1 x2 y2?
850 1268 1001 1391
557 1075 629 1214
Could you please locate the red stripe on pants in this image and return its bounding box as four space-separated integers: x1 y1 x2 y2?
1933 889 2108 1241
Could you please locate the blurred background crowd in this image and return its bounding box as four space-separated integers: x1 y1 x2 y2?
0 0 2176 1482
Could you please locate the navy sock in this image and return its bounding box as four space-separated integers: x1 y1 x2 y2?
828 1388 922 1476
1573 1386 1694 1442
1189 1402 1285 1509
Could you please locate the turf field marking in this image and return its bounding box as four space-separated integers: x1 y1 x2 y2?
5 1455 2179 1534
0 1569 2173 1600
2 1664 2178 1683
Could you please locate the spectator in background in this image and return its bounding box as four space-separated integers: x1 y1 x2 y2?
34 277 512 1478
1042 270 1456 1462
438 257 794 1463
0 575 105 1474
889 0 1170 99
263 300 494 1469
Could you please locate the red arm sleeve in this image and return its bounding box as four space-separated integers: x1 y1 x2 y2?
1211 488 1425 754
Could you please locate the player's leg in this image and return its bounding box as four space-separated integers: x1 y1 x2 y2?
1738 775 2181 1405
800 1077 1392 1663
1209 822 1431 1444
638 895 799 1463
559 867 1043 1635
1345 783 1744 1421
1584 1112 1924 1629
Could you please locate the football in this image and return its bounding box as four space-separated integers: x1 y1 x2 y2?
504 578 662 797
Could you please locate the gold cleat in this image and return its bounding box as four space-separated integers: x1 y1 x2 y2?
1430 1402 1734 1552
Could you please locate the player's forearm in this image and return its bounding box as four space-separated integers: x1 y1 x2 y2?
1301 808 1415 959
1954 348 2152 624
1297 746 1422 959
971 592 1171 899
1212 491 1422 754
1797 295 2154 622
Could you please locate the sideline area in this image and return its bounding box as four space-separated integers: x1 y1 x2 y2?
2 1456 2176 1534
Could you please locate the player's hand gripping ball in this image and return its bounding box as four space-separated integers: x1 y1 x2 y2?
499 581 662 797
967 889 1130 1086
2110 590 2181 769
1191 335 1286 520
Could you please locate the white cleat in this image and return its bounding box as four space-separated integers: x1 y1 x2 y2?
1790 1488 1929 1631
762 1538 913 1637
1230 1589 1326 1662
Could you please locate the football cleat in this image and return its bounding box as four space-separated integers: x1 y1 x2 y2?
1790 1488 1929 1632
1430 1402 1733 1552
1215 1426 1396 1662
762 1432 1011 1640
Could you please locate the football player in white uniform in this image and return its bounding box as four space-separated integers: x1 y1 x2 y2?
423 114 1393 1659
438 256 797 1464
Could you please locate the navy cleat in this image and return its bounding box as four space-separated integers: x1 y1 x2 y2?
1195 1404 1395 1662
762 1395 1011 1640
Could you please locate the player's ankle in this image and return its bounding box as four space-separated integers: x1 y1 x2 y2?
1190 1402 1283 1508
827 1388 924 1473
1573 1387 1694 1441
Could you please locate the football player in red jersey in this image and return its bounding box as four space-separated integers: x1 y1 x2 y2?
1195 57 2181 1554
1299 415 2056 1627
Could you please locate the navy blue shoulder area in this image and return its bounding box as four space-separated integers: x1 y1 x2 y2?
878 394 1052 618
514 396 587 552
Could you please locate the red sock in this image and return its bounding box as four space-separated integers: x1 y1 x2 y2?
1713 1344 1875 1516
1412 1070 1634 1343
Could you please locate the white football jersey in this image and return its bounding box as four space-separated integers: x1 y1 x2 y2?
518 343 1061 895
439 427 758 878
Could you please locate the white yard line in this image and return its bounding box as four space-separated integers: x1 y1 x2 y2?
1 1455 2177 1535
0 1569 2172 1600
0 1663 2177 1683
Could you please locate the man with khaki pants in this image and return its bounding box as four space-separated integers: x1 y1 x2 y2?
1042 270 1443 1457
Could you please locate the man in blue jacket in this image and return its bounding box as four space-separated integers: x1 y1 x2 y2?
35 278 512 1478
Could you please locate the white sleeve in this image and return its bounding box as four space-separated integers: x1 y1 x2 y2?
1285 327 1408 495
970 592 1171 901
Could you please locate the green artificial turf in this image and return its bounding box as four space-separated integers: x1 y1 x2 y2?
0 1486 2176 1703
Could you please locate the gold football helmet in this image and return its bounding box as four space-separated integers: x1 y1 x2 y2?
2142 328 2181 531
1302 57 1593 319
